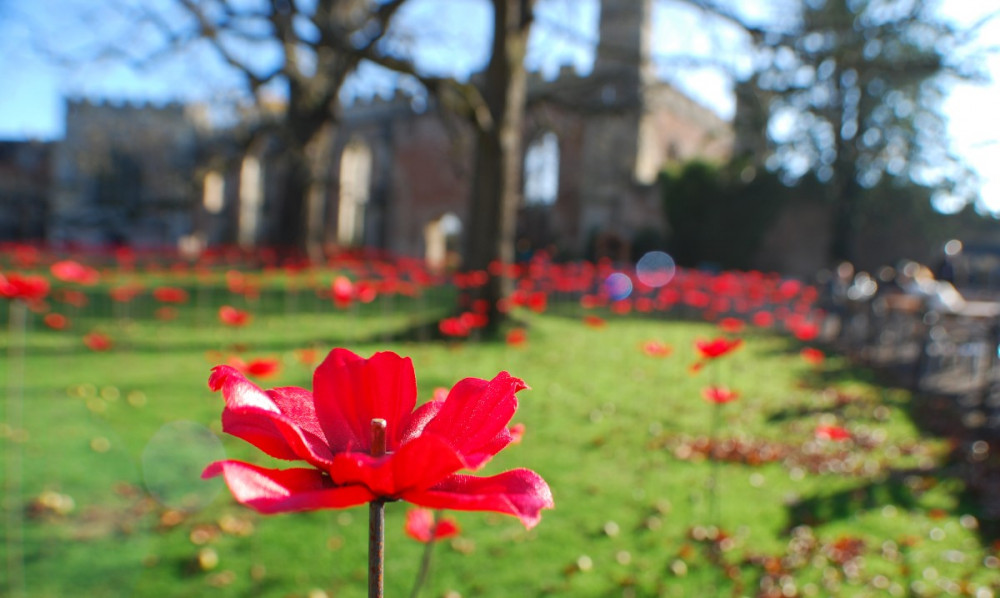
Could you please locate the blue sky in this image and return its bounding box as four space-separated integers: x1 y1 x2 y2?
1 0 998 211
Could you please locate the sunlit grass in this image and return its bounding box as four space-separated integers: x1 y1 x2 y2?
1 287 996 597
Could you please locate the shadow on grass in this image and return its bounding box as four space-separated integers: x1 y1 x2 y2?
778 338 1000 545
784 467 943 529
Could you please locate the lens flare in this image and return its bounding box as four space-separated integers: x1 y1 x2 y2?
604 272 633 301
142 420 225 511
636 251 676 287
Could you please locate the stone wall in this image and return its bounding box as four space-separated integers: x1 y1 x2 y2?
0 141 51 241
52 99 201 247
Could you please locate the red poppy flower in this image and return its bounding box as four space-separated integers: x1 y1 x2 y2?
296 347 320 366
153 286 189 304
509 422 525 444
155 306 178 321
55 289 88 308
527 292 547 313
641 340 672 357
459 311 489 330
219 306 252 327
583 315 606 328
695 337 743 360
332 276 354 307
83 331 113 351
0 272 50 302
50 260 100 285
12 245 40 268
580 294 601 309
227 356 282 379
203 348 553 528
439 317 470 338
471 299 490 315
43 313 69 330
718 317 745 334
815 424 850 441
790 320 820 342
751 311 774 328
404 508 460 543
356 281 378 304
506 328 527 347
109 283 143 303
702 385 740 404
610 300 632 315
635 297 654 313
800 347 825 366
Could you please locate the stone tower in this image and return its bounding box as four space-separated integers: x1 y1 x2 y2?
578 0 658 252
593 0 654 102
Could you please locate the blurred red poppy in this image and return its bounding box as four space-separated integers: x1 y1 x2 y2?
695 337 743 360
227 356 282 379
641 340 672 357
788 316 820 341
718 317 745 334
155 307 179 321
153 287 189 303
751 311 774 328
527 292 547 313
109 283 143 303
83 331 113 351
506 328 528 347
43 313 69 330
50 260 100 285
332 276 354 307
0 272 50 302
404 508 460 543
439 317 470 338
219 306 251 327
800 347 825 366
295 347 320 366
55 289 88 308
702 386 740 404
815 424 850 441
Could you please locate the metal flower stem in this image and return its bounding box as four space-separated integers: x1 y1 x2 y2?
369 419 387 598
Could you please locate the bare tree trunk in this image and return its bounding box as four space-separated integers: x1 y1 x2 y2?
273 150 310 253
463 0 532 333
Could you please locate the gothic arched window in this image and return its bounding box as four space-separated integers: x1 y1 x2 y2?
338 139 373 246
523 131 559 206
238 155 263 247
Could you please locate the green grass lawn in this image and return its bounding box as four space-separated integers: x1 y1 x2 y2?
2 284 998 597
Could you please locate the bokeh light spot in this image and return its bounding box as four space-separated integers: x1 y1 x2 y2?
636 251 676 287
604 272 633 301
142 420 225 512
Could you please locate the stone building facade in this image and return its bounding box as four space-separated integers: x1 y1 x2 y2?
0 141 51 241
49 100 205 248
42 0 732 264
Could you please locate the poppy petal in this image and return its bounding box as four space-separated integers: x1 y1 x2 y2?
211 366 333 465
209 365 281 413
398 399 443 443
222 406 334 466
312 349 418 453
267 386 329 445
403 469 554 529
421 372 526 468
202 461 374 514
328 433 465 496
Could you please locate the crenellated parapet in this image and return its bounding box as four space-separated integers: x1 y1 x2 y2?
341 89 420 122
